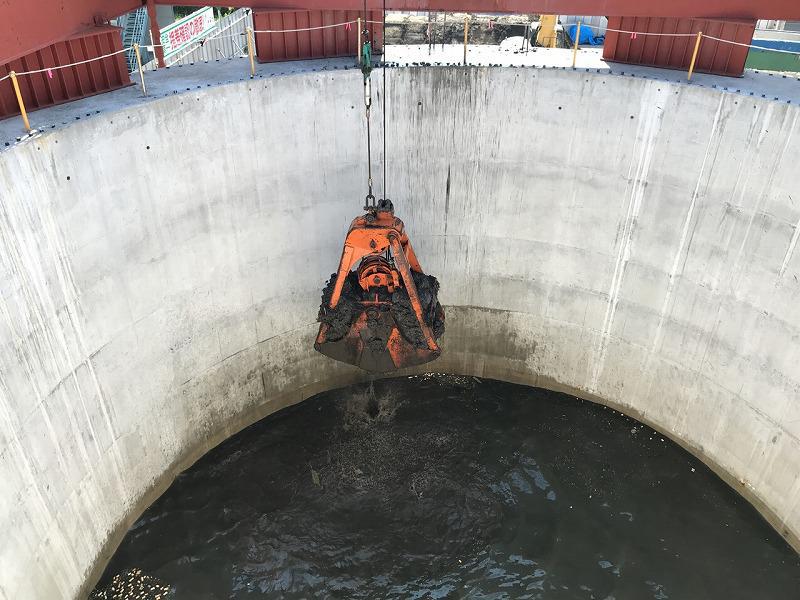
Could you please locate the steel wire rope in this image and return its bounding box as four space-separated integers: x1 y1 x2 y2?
252 20 356 33
703 34 800 54
382 0 387 203
7 23 800 126
363 0 373 205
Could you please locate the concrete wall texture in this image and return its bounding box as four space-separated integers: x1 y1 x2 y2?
1 67 799 599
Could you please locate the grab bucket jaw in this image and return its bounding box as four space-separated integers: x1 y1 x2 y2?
315 202 444 372
315 310 441 372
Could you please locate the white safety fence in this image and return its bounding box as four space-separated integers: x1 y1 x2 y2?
138 8 254 72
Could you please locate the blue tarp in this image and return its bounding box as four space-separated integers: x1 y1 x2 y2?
566 24 605 46
750 39 800 52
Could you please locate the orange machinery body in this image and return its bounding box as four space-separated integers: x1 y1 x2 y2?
315 203 443 372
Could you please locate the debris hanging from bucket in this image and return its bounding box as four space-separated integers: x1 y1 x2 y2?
315 198 444 372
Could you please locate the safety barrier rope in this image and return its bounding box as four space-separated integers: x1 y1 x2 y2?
2 32 798 81
3 21 799 83
0 19 361 81
582 24 800 56
703 34 800 55
148 20 360 43
253 20 356 34
604 27 696 37
2 47 129 78
4 18 800 135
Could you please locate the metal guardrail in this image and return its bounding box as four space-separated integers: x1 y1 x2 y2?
138 8 254 72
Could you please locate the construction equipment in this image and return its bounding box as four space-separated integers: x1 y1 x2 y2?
315 3 444 372
315 198 445 372
536 15 559 47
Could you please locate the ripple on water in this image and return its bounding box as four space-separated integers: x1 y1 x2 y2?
94 375 800 599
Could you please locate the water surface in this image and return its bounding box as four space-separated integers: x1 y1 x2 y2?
96 375 800 599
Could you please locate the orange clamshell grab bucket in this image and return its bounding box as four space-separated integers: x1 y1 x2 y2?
315 200 444 372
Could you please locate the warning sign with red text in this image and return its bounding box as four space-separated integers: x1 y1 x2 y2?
160 8 216 58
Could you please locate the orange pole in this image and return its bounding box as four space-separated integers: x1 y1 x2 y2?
572 20 581 67
133 43 147 96
463 16 469 65
246 26 256 77
688 31 703 81
357 17 362 65
9 72 31 132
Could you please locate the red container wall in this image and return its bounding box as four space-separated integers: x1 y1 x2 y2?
0 26 130 120
603 17 755 77
254 10 383 63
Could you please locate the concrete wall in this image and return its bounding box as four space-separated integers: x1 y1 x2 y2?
0 67 798 599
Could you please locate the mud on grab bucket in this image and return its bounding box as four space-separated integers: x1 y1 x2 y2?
315 204 444 372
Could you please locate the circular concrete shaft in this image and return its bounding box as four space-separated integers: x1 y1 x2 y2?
0 67 799 599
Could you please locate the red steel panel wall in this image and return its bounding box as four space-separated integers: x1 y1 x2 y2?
603 17 756 77
254 9 383 63
0 26 130 120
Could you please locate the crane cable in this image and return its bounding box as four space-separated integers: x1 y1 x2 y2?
361 0 388 209
365 79 373 205
362 0 374 208
382 0 387 202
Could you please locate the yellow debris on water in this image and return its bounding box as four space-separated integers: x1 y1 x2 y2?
89 568 171 600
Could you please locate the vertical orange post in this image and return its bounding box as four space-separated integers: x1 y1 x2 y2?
357 17 362 65
688 31 703 80
463 16 469 65
246 27 256 77
9 72 31 132
146 0 166 68
133 43 147 96
572 21 581 67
